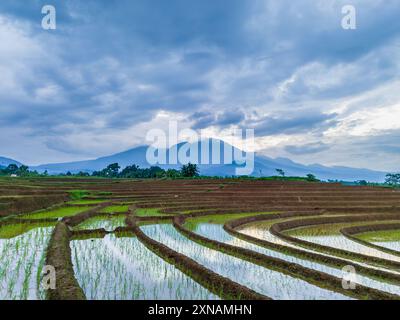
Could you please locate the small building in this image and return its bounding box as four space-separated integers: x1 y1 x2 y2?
10 174 18 178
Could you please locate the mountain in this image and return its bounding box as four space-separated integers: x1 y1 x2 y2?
0 157 22 169
30 139 389 182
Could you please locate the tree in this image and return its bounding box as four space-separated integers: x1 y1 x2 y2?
165 169 181 179
306 174 318 182
275 169 285 177
181 163 199 178
385 173 400 186
149 166 165 178
92 163 121 178
5 164 19 175
106 163 120 177
119 165 140 178
17 165 29 177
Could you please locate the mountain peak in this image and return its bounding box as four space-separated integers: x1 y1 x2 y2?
23 139 388 182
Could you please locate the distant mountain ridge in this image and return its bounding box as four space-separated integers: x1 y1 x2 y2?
0 157 22 168
21 139 388 182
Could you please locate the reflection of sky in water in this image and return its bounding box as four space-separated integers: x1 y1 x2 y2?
297 235 400 263
71 234 217 300
195 223 400 296
142 224 350 300
240 222 400 283
373 241 400 252
0 227 52 300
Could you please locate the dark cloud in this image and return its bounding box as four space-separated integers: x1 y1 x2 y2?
250 112 338 136
285 142 330 155
189 110 245 129
0 0 399 168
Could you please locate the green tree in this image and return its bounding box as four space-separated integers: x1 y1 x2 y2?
275 168 285 177
165 169 181 179
181 163 199 178
385 173 400 186
119 165 140 178
17 165 29 177
5 164 19 175
306 174 318 182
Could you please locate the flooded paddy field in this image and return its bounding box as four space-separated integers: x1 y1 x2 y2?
1 177 400 300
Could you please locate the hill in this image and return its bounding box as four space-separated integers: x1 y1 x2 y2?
0 157 22 169
29 139 388 182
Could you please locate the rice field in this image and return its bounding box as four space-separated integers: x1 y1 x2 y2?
71 234 218 300
0 225 54 300
1 177 400 300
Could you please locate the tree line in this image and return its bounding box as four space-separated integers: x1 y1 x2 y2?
65 162 200 179
2 163 400 186
0 164 44 177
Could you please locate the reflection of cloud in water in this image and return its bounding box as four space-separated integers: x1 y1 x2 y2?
194 223 400 296
71 234 217 300
142 224 349 300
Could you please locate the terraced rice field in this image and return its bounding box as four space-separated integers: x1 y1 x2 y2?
1 177 400 300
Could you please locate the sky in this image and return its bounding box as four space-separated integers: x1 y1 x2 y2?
0 0 399 171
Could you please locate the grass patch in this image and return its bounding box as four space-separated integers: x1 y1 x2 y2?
96 191 112 196
68 190 89 200
0 221 56 238
287 220 400 237
19 206 92 220
357 230 400 242
67 199 107 205
135 208 167 217
100 205 129 213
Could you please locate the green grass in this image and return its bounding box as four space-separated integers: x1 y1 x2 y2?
357 230 400 242
68 190 89 200
135 208 167 217
100 205 129 213
287 220 400 237
96 192 113 196
67 199 107 205
19 206 92 220
0 222 56 239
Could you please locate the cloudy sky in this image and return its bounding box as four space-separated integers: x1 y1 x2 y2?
0 0 399 171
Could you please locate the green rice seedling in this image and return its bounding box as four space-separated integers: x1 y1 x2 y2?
68 190 90 200
287 221 400 263
0 225 53 300
193 220 400 296
142 224 351 300
67 199 107 205
71 234 218 300
73 215 126 232
100 205 129 213
18 206 92 220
